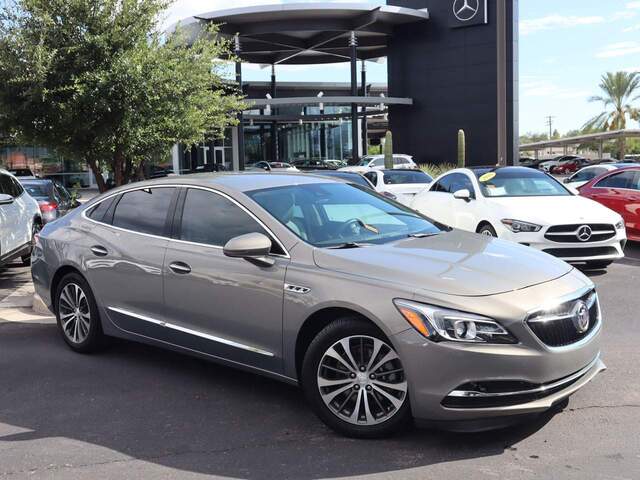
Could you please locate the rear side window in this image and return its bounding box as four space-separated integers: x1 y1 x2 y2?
595 171 638 189
87 196 117 223
112 187 175 236
431 173 473 194
179 188 278 250
0 174 11 196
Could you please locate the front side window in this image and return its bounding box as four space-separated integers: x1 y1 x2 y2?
595 171 639 190
363 171 378 185
179 188 278 250
0 174 12 196
372 158 385 167
247 183 443 248
112 187 175 236
475 168 570 197
572 168 604 183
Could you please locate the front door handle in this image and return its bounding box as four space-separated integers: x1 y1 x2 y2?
90 245 108 257
169 262 191 274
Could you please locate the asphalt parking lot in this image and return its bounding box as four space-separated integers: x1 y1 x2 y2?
0 244 639 479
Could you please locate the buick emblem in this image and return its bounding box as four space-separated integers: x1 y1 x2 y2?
453 0 480 22
573 301 590 334
576 225 592 242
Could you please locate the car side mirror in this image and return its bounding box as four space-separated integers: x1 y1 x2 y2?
453 189 471 201
223 232 275 267
0 193 14 205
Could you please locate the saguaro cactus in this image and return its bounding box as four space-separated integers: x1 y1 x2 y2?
457 129 466 168
384 130 393 169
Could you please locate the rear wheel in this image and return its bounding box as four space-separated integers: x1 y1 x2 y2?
301 318 411 438
585 260 613 270
478 223 497 237
54 273 105 353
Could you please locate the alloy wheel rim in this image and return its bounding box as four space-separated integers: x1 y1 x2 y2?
58 283 91 344
317 335 407 426
481 229 494 237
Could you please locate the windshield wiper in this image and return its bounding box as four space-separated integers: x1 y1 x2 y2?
326 242 375 249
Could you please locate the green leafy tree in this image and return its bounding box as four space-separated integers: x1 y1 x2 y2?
584 71 640 160
0 0 244 191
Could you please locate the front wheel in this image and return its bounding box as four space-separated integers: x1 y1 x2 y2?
301 318 411 438
478 223 497 237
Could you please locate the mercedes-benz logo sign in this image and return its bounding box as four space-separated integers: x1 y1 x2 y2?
577 225 592 242
572 301 590 334
453 0 480 22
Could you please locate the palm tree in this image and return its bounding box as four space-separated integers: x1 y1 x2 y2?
585 71 640 159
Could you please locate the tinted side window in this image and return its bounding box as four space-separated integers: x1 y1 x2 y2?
595 171 636 189
179 188 272 249
363 171 377 185
372 158 385 167
0 174 11 196
112 187 175 236
87 196 116 223
447 173 475 195
10 177 23 196
431 174 455 193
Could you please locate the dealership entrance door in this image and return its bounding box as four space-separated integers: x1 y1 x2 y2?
214 147 225 168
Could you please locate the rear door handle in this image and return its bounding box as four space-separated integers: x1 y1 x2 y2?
90 245 108 257
169 262 191 274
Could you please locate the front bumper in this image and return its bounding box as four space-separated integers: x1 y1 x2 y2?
498 225 626 263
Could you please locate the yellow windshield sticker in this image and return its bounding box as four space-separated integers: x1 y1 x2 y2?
479 172 496 182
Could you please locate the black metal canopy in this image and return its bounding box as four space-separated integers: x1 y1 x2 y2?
176 3 429 65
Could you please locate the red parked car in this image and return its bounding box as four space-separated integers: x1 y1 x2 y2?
551 158 589 175
579 166 640 241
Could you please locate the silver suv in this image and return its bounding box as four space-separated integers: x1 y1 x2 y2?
32 173 605 437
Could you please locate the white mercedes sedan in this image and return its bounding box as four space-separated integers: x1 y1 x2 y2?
410 167 627 269
362 169 432 204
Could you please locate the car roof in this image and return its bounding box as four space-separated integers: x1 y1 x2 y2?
104 172 343 195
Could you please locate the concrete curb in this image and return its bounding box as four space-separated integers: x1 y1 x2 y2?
32 293 52 316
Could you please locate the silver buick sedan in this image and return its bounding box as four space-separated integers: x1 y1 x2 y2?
32 173 605 438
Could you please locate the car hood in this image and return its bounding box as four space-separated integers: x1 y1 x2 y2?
313 229 573 297
486 195 621 224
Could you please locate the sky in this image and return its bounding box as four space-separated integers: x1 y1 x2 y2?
164 0 640 136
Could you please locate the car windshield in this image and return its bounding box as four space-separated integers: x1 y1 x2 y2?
474 168 571 198
383 170 433 185
247 182 443 247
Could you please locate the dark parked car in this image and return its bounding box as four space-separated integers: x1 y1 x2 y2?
291 159 340 171
308 170 374 189
19 179 79 223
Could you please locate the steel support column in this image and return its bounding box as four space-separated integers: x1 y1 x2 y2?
360 60 368 157
270 64 278 162
235 35 245 171
349 31 359 165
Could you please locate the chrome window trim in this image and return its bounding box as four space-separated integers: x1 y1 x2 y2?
81 183 290 258
446 354 601 399
108 306 275 357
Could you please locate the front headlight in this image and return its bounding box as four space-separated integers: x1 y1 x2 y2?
615 220 625 230
393 299 517 344
501 219 542 233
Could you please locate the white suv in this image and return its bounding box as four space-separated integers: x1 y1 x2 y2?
0 169 42 267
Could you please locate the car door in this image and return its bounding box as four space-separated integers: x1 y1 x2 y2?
448 173 481 232
591 171 636 217
83 186 177 331
622 172 640 238
416 174 457 225
162 187 289 372
0 173 21 254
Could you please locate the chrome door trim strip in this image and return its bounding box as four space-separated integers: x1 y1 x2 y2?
107 306 275 357
446 354 601 399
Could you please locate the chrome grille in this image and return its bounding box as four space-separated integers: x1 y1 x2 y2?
544 224 616 243
526 290 600 348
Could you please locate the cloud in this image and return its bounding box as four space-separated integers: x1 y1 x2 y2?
596 41 640 58
627 1 640 9
521 78 590 100
624 23 640 31
520 14 605 35
622 66 640 73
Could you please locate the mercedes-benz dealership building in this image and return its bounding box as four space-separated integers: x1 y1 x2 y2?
172 0 518 173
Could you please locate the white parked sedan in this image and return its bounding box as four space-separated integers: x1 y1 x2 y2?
410 166 627 269
362 169 432 204
339 154 417 173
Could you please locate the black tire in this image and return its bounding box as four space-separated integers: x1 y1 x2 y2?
478 223 497 237
585 260 613 270
54 272 105 353
21 220 42 266
301 317 412 438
